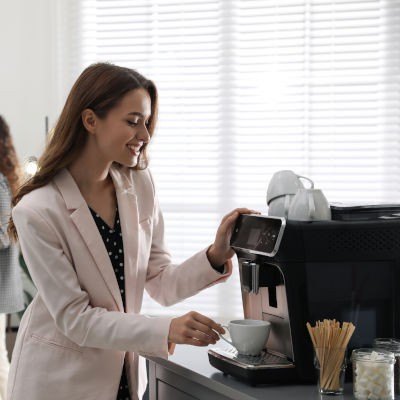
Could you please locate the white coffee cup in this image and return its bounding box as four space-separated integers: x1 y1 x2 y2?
287 188 331 221
268 194 294 218
220 319 271 356
267 170 314 205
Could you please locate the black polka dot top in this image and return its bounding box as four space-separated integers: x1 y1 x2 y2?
90 207 131 400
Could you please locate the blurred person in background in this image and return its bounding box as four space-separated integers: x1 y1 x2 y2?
0 116 24 400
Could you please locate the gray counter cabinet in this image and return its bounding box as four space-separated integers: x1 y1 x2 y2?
146 345 356 400
148 362 232 400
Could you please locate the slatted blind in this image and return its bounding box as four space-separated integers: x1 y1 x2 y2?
58 0 400 323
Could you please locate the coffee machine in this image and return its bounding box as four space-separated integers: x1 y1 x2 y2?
208 207 400 384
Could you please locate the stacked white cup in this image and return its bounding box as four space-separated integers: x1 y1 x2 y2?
267 170 331 221
267 170 312 218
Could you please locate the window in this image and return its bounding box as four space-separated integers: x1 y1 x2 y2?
56 0 400 323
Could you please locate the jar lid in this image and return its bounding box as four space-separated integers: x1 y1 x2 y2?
373 338 400 353
351 348 395 363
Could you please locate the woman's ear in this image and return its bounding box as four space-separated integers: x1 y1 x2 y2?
81 109 97 134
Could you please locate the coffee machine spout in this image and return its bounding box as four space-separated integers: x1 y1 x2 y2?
240 261 260 295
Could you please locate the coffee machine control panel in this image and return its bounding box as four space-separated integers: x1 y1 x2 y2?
230 214 286 257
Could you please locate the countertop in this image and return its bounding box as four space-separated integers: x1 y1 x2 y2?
147 344 356 399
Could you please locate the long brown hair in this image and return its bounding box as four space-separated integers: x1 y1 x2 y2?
8 62 158 241
0 115 21 197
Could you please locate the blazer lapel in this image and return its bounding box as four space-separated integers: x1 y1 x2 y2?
53 168 124 311
109 166 140 313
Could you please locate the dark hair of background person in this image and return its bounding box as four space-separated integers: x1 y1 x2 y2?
8 62 159 242
0 115 21 197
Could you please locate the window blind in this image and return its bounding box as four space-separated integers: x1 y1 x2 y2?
58 0 400 323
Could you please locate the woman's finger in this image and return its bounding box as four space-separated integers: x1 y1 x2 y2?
220 207 260 226
184 337 210 347
190 312 225 335
188 320 220 342
185 312 225 344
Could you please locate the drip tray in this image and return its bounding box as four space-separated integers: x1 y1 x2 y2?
208 342 294 370
208 342 297 385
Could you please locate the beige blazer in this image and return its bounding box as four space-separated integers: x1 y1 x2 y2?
7 165 231 400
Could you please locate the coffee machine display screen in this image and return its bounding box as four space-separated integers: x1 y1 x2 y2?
230 214 285 256
247 228 262 246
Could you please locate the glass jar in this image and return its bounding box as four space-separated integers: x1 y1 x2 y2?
352 348 395 400
314 347 347 395
373 338 400 396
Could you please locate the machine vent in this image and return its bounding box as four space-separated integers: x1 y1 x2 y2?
328 229 400 252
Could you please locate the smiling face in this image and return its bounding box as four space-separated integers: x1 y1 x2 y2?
88 88 152 168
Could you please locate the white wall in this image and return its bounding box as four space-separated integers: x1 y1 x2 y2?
0 0 58 163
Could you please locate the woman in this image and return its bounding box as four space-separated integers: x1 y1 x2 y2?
0 116 24 400
7 63 255 400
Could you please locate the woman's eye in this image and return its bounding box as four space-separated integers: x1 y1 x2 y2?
127 120 138 126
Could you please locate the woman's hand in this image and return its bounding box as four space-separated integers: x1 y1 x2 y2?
168 311 225 346
207 207 260 268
